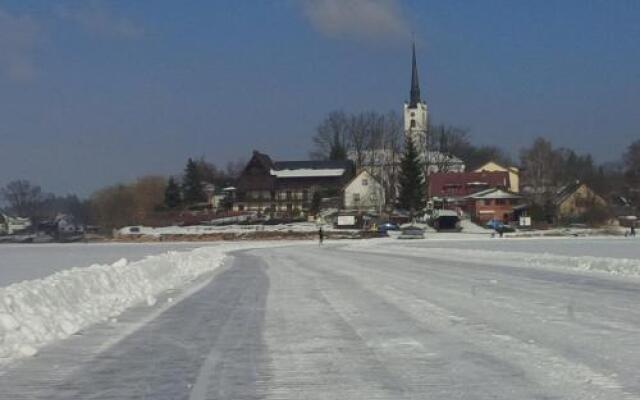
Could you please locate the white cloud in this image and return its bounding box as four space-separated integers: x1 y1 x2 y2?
299 0 410 42
0 8 39 82
55 1 143 39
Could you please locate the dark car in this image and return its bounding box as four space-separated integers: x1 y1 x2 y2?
485 220 516 233
378 222 400 232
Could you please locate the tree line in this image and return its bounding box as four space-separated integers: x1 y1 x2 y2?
2 109 637 230
1 158 245 232
309 109 640 214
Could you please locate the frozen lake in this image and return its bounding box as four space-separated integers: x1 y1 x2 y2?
397 236 640 259
0 242 212 286
2 238 640 399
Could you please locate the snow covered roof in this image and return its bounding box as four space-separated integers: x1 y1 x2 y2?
466 188 521 200
270 168 345 178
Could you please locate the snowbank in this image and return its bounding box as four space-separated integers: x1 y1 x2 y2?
0 242 284 364
118 222 342 237
347 243 640 278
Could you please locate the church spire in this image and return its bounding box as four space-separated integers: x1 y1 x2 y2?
409 41 421 108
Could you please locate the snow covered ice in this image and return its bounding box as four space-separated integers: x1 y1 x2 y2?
0 241 291 364
0 236 639 399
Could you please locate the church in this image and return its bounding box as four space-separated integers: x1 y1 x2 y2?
404 42 429 150
403 42 465 173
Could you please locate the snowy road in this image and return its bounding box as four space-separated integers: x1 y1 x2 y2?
1 239 640 399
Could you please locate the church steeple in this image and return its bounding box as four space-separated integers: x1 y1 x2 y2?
409 41 421 108
403 40 428 149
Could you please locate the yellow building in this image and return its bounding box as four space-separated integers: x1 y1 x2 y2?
474 161 520 193
555 181 607 220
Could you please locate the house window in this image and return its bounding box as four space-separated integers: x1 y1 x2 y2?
482 199 492 206
362 179 368 186
496 199 506 205
353 193 360 202
410 112 415 117
410 119 416 128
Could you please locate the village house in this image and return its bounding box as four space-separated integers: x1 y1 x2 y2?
343 170 385 212
234 151 354 218
554 181 608 223
473 161 520 193
428 170 511 200
0 212 31 235
464 188 523 224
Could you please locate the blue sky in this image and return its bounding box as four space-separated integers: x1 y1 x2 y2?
0 0 638 196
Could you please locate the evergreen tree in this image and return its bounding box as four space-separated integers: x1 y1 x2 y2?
328 132 348 160
164 177 181 209
398 137 424 212
182 158 206 204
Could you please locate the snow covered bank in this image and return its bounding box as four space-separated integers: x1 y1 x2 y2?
347 243 640 279
0 242 286 364
117 222 345 236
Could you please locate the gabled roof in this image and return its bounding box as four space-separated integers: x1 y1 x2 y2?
343 169 380 189
553 180 607 207
243 150 274 173
473 160 519 173
428 171 510 197
554 180 583 206
465 188 521 200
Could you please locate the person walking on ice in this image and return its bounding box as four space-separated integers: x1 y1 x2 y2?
318 227 324 245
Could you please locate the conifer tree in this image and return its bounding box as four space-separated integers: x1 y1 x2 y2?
398 136 425 212
164 177 181 209
328 132 348 160
182 158 206 204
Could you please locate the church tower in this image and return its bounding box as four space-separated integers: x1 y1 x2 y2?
404 42 428 149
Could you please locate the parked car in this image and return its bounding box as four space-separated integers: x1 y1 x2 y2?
398 225 425 239
378 222 400 232
485 220 516 233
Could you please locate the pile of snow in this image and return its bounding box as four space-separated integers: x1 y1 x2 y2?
459 219 489 233
347 243 640 278
118 222 345 236
0 242 284 364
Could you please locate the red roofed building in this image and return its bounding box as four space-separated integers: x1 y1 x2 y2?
428 171 511 199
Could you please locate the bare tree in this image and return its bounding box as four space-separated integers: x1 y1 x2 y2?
90 184 136 231
131 176 167 223
623 139 640 206
519 137 565 202
225 159 246 181
310 111 350 160
1 180 47 217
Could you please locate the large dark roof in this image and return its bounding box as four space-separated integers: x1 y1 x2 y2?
273 160 353 170
249 151 274 170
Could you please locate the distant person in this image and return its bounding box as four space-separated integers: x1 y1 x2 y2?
318 227 324 245
631 225 636 237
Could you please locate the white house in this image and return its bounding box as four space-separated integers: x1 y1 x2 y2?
0 212 31 235
344 170 384 212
